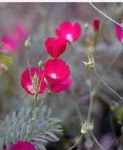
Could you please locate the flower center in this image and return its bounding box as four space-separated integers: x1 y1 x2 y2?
50 73 57 79
66 33 73 42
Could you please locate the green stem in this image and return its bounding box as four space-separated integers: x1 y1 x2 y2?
33 93 38 107
94 67 123 104
87 82 94 123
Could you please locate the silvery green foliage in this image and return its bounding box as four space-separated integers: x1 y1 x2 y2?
0 102 62 150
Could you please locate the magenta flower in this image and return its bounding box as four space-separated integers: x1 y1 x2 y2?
1 35 17 52
50 77 73 93
45 37 67 57
91 17 100 32
115 24 123 43
10 141 36 150
20 67 47 95
14 25 28 41
1 25 28 52
20 60 72 95
44 58 71 85
56 21 81 42
44 58 72 93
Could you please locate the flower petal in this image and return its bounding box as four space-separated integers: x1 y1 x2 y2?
21 67 47 95
44 58 71 84
45 37 67 57
1 35 17 52
115 24 123 43
56 21 81 42
10 141 36 150
50 78 73 93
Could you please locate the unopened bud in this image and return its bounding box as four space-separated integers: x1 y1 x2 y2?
24 37 31 48
38 60 43 67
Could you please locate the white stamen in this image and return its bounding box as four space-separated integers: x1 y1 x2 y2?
50 73 57 79
27 84 35 94
66 33 73 42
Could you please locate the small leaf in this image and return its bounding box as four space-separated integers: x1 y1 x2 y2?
0 103 62 149
0 53 13 65
114 106 123 124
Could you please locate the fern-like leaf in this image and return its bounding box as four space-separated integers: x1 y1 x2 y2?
0 102 62 150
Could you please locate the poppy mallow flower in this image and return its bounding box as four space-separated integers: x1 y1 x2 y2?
9 141 36 150
1 25 28 52
115 23 123 43
50 77 73 93
1 35 17 52
44 58 71 84
91 17 100 32
20 67 47 95
44 58 72 93
56 21 81 42
45 37 67 57
14 25 28 41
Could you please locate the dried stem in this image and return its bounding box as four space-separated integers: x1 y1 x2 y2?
67 135 82 150
89 131 105 150
94 67 123 104
87 81 94 123
89 2 123 28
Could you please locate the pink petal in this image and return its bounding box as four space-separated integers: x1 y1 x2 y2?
10 141 36 150
56 21 81 42
0 25 28 53
56 22 72 36
44 58 71 84
1 35 17 52
14 25 28 41
72 23 81 41
115 24 123 43
20 67 47 95
45 37 67 57
50 78 73 93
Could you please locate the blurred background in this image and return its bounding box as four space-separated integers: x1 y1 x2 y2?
0 2 123 149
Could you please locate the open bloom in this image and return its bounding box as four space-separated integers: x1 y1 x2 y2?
115 24 123 43
91 17 100 32
20 67 47 95
44 58 70 84
14 25 28 41
10 141 36 150
21 59 73 94
56 21 81 42
44 58 72 93
1 25 28 52
45 37 67 57
1 35 17 52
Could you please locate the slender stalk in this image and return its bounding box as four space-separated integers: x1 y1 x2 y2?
89 131 105 150
67 135 82 150
33 93 38 106
87 81 94 123
89 2 123 28
94 67 123 103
